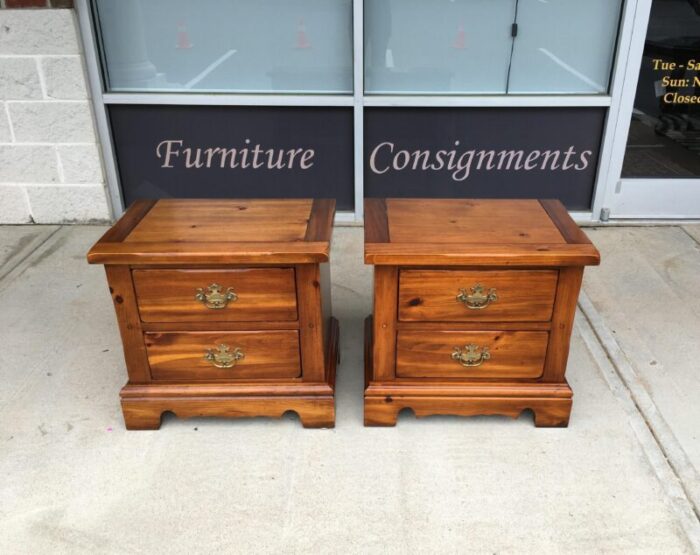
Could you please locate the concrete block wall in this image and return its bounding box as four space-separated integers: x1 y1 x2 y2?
0 0 111 223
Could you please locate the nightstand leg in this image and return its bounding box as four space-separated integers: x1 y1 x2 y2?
364 398 399 427
297 402 335 429
533 400 572 428
121 402 163 430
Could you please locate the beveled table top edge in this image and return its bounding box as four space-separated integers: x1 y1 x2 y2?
87 198 335 265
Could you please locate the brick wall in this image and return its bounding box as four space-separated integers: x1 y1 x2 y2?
0 2 110 223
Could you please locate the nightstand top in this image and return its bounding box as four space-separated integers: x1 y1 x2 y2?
364 198 599 267
88 198 335 265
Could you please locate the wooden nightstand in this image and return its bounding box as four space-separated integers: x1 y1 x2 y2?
88 199 337 429
364 198 600 427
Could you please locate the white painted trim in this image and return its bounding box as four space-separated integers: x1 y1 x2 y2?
594 219 700 225
596 0 663 218
607 179 700 219
570 211 595 224
334 211 357 225
102 93 613 109
75 0 124 218
362 95 612 108
103 93 355 107
352 0 364 222
591 0 644 221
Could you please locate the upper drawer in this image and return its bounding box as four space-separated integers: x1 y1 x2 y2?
398 270 558 322
133 268 298 323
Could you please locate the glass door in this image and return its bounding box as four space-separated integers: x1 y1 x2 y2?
611 0 700 218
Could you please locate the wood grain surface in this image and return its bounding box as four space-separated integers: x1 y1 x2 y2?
387 199 565 245
90 199 337 429
133 268 297 322
364 395 572 428
372 266 399 380
121 397 335 430
542 266 584 382
363 198 600 267
126 199 313 243
364 242 600 267
296 264 326 382
121 317 340 429
398 269 558 322
104 265 151 383
396 330 549 379
145 330 301 380
364 198 390 243
87 199 336 266
364 317 571 427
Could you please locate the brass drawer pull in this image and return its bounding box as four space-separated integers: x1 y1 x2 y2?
452 344 490 367
195 283 237 309
456 284 497 310
204 344 245 369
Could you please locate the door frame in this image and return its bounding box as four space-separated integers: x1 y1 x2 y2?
596 0 700 219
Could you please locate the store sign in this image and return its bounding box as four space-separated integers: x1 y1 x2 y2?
109 105 355 210
364 107 607 210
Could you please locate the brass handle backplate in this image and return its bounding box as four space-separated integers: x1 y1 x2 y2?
456 284 497 310
204 344 245 369
452 344 491 367
195 283 237 309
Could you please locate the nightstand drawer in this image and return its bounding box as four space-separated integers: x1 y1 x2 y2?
133 268 298 323
145 330 301 381
398 270 558 322
396 330 548 379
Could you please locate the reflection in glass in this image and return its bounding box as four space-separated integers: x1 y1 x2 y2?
94 0 353 93
508 0 623 94
364 0 517 94
623 0 700 178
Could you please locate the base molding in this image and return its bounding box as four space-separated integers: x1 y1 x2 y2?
122 395 335 430
120 317 338 430
364 394 572 428
363 316 572 428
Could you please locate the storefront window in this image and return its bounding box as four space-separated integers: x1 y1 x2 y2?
508 0 623 94
364 0 623 95
84 0 628 218
93 0 353 93
364 0 516 94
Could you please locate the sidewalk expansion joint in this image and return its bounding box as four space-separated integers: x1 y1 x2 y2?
680 226 700 249
577 291 700 551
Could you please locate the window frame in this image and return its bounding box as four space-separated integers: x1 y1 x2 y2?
76 0 638 223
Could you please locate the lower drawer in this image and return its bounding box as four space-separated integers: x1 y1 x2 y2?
396 330 548 379
144 330 301 381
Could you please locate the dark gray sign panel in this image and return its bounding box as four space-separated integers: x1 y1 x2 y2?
109 105 355 210
364 107 606 210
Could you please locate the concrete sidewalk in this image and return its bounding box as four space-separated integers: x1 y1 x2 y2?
0 224 698 553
